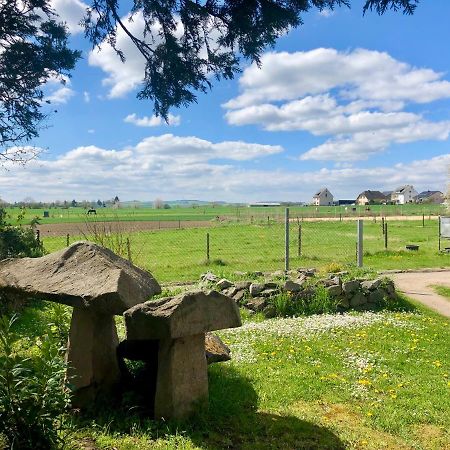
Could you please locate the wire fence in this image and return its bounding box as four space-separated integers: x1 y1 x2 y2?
38 211 448 282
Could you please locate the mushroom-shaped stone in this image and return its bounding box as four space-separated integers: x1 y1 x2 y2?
124 290 241 419
0 241 161 406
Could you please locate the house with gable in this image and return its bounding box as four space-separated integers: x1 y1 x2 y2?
356 190 387 205
415 190 445 204
312 188 333 206
391 185 418 204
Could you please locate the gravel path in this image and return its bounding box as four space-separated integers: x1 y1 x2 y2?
390 271 450 318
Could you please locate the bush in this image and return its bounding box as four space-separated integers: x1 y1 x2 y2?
0 207 44 259
0 315 71 449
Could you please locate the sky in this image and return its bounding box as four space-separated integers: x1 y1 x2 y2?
2 0 450 203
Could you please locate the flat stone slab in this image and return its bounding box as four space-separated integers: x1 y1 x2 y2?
125 290 241 340
0 241 161 315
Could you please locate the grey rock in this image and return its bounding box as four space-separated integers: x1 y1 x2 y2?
260 288 279 298
223 286 239 298
368 289 384 304
338 297 350 309
205 333 231 364
326 284 342 297
246 297 267 312
201 272 219 283
342 280 361 295
216 278 233 290
232 289 246 304
284 280 303 292
361 279 382 291
125 290 241 340
249 282 265 297
235 281 251 290
0 241 161 315
350 292 367 307
263 305 277 318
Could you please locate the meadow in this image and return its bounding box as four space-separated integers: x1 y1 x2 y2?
1 296 449 449
41 218 450 282
5 202 446 226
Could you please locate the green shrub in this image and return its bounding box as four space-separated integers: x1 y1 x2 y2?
0 207 44 259
0 315 71 449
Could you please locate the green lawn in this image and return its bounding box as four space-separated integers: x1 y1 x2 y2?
41 219 449 282
2 297 449 449
432 285 450 300
5 202 446 226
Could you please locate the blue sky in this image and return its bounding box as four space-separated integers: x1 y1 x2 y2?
3 0 450 203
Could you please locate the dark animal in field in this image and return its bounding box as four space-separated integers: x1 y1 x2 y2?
87 209 97 215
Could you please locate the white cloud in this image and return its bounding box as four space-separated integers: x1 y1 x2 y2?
224 48 450 161
50 0 88 34
0 136 447 202
124 113 181 127
318 8 335 18
43 77 75 104
83 91 90 103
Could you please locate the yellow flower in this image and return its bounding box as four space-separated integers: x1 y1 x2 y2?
366 412 373 417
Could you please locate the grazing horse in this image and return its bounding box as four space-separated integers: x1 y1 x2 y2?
87 209 97 215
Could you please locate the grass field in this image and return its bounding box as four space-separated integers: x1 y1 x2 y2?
41 219 450 282
432 285 450 300
5 202 446 226
2 296 449 449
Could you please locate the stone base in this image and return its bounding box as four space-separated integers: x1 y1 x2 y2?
66 308 121 408
154 333 208 419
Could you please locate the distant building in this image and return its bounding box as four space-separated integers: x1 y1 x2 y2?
248 202 281 207
337 199 355 206
391 185 418 204
313 188 333 206
415 190 445 204
356 190 387 205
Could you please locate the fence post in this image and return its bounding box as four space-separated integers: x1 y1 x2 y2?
126 238 132 262
384 222 388 250
66 233 70 247
298 224 302 257
381 217 385 234
285 208 290 271
422 213 425 227
357 219 363 267
206 232 210 262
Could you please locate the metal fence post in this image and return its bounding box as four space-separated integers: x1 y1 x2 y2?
384 222 388 250
285 208 290 271
66 233 70 247
357 219 363 267
298 224 302 257
206 232 210 262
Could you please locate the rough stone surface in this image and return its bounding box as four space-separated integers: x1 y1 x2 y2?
246 297 267 312
155 334 208 419
368 290 384 304
0 241 161 315
350 292 367 307
260 288 279 298
263 305 277 318
361 279 382 291
201 272 218 283
205 333 231 364
232 289 246 304
125 290 241 340
284 280 302 292
66 308 120 407
216 279 233 290
249 283 265 297
326 284 342 297
342 280 361 295
235 281 251 290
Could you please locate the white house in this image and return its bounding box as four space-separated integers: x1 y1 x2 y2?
313 188 333 206
391 185 418 204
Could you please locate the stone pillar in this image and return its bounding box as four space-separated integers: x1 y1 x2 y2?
154 333 208 419
66 307 120 407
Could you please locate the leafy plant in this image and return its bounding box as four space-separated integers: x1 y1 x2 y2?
0 315 71 449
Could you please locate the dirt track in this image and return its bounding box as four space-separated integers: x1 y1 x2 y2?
35 214 438 237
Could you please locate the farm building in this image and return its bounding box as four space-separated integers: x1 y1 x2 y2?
415 191 445 204
391 185 418 204
356 190 387 205
312 188 333 206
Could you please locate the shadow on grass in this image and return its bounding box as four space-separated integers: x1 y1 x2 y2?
73 366 345 450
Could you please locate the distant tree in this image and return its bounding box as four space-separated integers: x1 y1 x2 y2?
83 0 418 119
71 199 77 207
153 198 164 209
97 199 103 206
0 0 81 163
